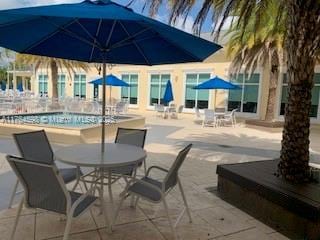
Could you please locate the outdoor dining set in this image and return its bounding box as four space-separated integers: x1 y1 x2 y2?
7 129 193 240
195 108 238 128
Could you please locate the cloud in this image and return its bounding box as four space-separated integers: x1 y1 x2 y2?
213 16 238 31
0 0 81 10
173 15 194 33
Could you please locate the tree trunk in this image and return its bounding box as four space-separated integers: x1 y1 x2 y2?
278 0 320 182
265 64 279 122
50 60 59 109
50 60 58 98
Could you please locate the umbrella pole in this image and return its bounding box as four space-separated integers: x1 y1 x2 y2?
109 86 112 105
101 60 107 153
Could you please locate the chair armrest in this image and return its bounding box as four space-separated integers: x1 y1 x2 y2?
69 185 98 213
146 166 169 176
120 178 163 198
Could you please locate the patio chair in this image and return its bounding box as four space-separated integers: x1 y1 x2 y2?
203 109 218 127
194 107 202 119
8 130 83 208
113 144 193 240
154 104 165 118
6 155 110 240
219 108 238 127
108 128 147 204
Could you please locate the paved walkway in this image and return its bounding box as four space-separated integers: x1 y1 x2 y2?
1 111 317 239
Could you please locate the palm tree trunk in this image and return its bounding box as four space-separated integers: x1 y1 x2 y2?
265 64 279 122
50 60 58 98
278 0 320 182
50 59 59 109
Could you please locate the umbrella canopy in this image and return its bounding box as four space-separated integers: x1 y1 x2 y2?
0 0 222 65
193 76 241 90
0 0 222 151
89 74 130 87
163 80 174 104
17 83 24 92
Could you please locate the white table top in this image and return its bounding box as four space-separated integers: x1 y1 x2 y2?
55 143 146 168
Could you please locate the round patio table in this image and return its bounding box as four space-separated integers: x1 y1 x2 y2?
55 143 147 216
54 143 146 168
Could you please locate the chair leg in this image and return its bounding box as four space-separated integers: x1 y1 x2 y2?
98 188 112 233
107 171 114 215
178 179 192 223
143 159 147 175
10 197 24 240
113 194 125 226
134 197 140 209
62 213 73 240
163 197 178 240
8 179 20 209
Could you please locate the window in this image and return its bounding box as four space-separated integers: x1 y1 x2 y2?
74 74 86 98
228 73 260 113
185 73 210 109
38 74 48 95
280 73 320 118
121 74 138 105
149 74 170 105
57 74 66 98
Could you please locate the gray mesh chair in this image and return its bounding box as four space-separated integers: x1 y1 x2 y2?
6 155 110 240
108 128 147 206
113 144 193 240
8 130 82 208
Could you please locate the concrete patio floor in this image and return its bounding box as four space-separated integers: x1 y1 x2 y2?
1 111 319 240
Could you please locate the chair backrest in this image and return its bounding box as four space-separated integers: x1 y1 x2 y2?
177 105 184 113
13 130 54 164
230 108 238 116
164 144 192 191
194 107 201 118
115 128 147 148
204 109 215 120
215 107 226 113
6 155 69 214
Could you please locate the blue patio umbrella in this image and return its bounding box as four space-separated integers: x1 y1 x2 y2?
89 74 130 87
0 0 222 151
0 81 6 91
163 80 174 104
89 74 129 102
17 82 24 92
194 76 241 108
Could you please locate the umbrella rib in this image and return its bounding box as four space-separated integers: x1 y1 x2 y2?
108 27 151 50
89 19 102 62
105 20 117 49
75 19 103 49
118 21 151 65
40 17 104 51
22 18 79 53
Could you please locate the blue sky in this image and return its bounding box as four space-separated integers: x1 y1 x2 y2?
0 0 214 33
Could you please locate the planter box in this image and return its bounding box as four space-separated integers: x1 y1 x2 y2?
217 160 320 239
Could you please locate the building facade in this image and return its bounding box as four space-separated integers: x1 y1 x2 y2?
14 33 320 123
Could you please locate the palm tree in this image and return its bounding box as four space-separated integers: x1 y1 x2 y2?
226 0 284 121
16 54 89 100
145 0 320 183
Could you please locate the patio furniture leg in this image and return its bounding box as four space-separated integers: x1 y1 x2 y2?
71 167 81 191
10 197 24 240
163 197 178 240
107 171 114 215
8 179 19 208
112 193 125 226
98 187 112 233
130 167 138 207
178 179 192 223
62 212 73 240
134 196 140 209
